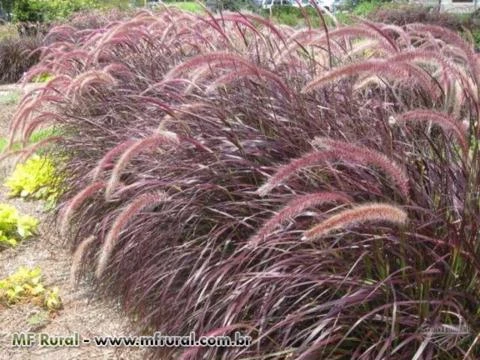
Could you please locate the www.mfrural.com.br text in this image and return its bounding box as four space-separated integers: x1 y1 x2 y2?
11 331 252 348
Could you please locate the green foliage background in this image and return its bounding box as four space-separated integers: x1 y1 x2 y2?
1 0 130 22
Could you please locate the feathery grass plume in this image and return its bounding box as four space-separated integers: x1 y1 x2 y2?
388 50 472 98
207 14 263 40
96 192 168 278
344 39 379 59
379 24 411 49
273 27 322 60
70 235 96 288
316 25 398 51
103 63 135 80
407 23 479 79
8 97 43 148
301 60 409 93
351 61 440 98
105 132 179 200
302 203 408 241
258 140 409 198
312 137 410 197
238 13 287 44
92 18 153 54
256 150 331 197
7 94 62 150
44 25 77 43
249 192 352 247
67 70 117 98
164 52 260 80
60 182 105 238
361 20 400 52
205 66 292 97
140 78 202 96
92 140 136 180
398 110 469 156
275 25 396 66
24 75 72 97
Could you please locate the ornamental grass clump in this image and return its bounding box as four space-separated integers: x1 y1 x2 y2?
5 7 480 358
0 35 42 84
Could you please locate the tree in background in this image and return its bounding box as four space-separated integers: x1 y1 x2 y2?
1 0 130 23
0 0 15 21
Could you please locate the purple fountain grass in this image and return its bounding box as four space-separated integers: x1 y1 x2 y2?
204 66 293 97
66 70 118 98
249 191 352 247
388 50 473 97
302 202 408 240
70 235 96 288
311 137 410 197
256 150 333 197
274 24 399 66
407 23 479 76
8 10 480 358
96 191 169 278
164 52 263 80
301 59 409 93
91 140 136 181
257 140 409 198
7 95 63 150
397 109 469 156
105 132 180 200
0 35 43 84
60 181 106 238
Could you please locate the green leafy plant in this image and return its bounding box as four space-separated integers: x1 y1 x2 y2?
13 0 129 22
353 0 390 17
0 127 63 153
5 154 64 208
27 310 50 328
13 0 98 22
31 72 54 83
472 29 480 49
167 2 204 13
260 7 323 27
0 203 38 248
0 266 62 311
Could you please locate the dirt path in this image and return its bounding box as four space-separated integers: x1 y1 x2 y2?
0 85 145 359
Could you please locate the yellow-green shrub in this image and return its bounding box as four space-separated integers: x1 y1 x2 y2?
5 155 64 208
0 204 38 248
0 267 62 311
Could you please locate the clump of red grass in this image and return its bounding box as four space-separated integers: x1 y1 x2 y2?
0 35 43 84
369 4 479 33
7 7 480 359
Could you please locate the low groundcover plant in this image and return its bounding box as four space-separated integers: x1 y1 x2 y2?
5 154 64 208
0 266 62 311
0 204 38 248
